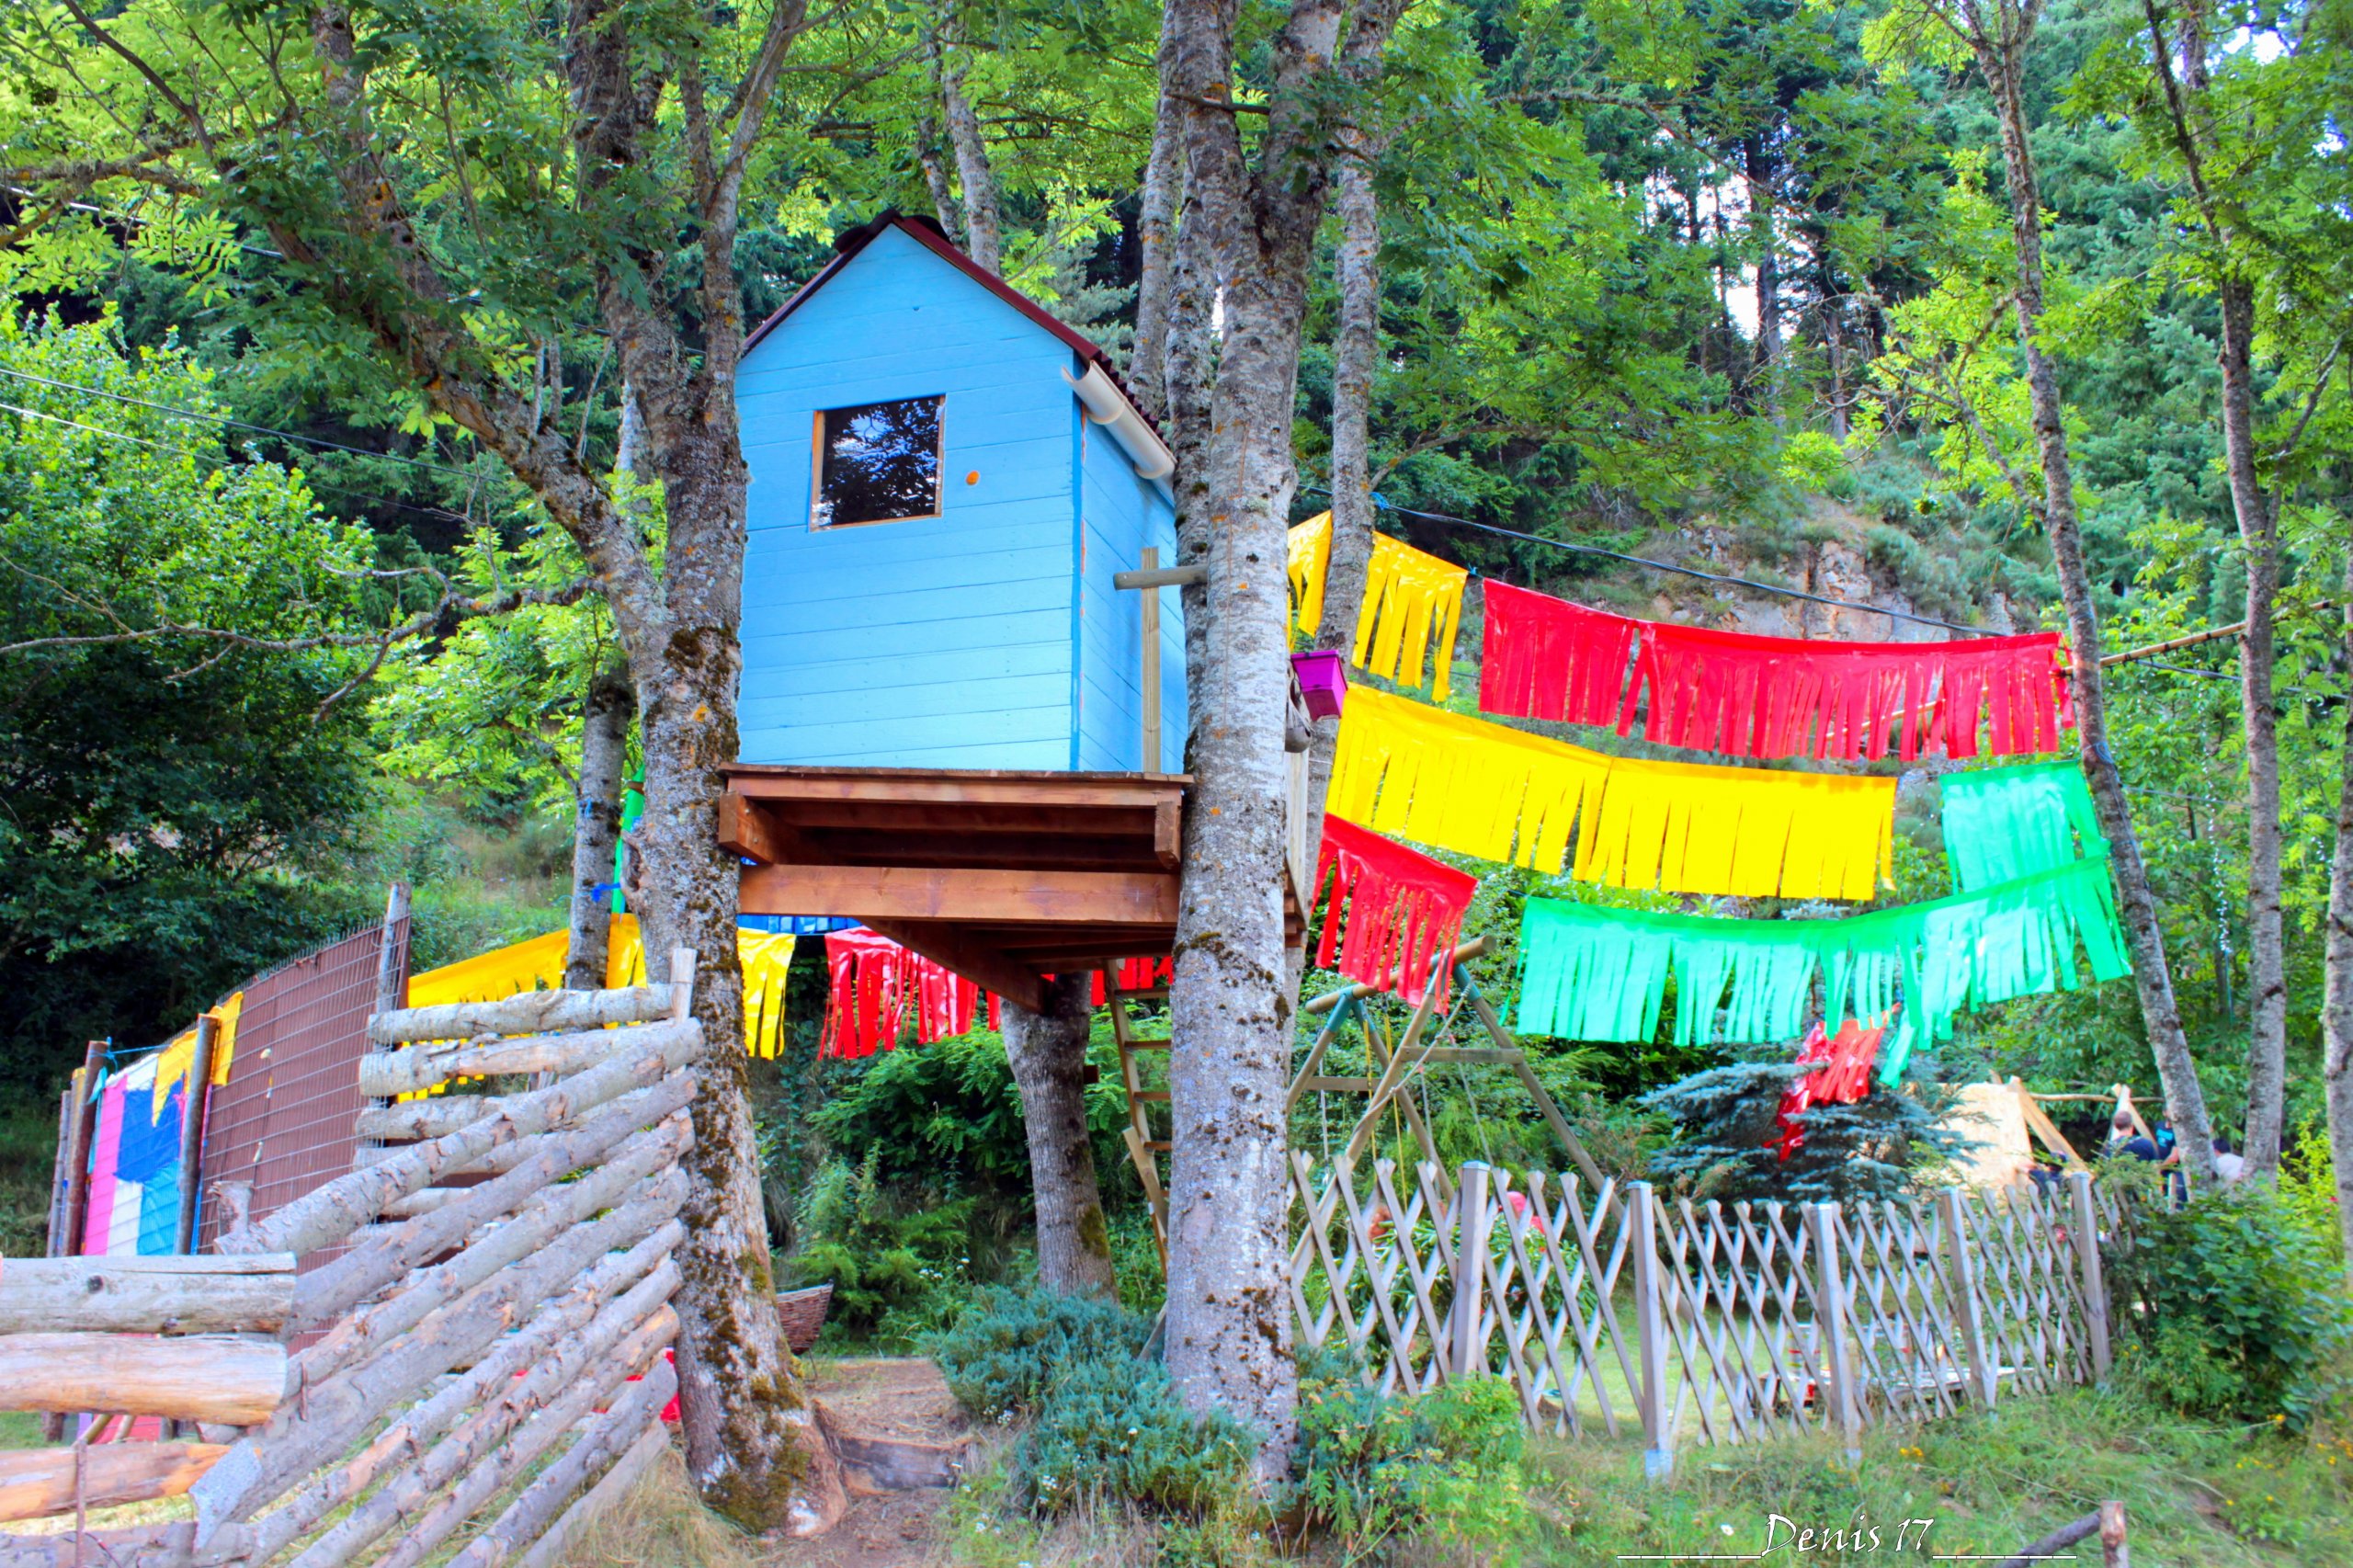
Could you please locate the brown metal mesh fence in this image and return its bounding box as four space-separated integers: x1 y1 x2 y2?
196 916 408 1263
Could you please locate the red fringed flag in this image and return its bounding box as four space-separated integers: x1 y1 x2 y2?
1313 813 1478 1005
822 929 982 1058
1479 579 2073 761
1478 580 1640 727
1773 1017 1887 1161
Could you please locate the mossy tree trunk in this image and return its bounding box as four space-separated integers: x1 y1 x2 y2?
1002 972 1118 1298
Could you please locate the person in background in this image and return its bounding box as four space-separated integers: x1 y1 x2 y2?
2106 1109 2139 1155
2211 1136 2246 1186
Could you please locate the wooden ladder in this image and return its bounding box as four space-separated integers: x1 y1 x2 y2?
1102 966 1172 1265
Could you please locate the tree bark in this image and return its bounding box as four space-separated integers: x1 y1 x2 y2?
2146 0 2283 1176
563 659 631 989
1968 6 2218 1189
1001 972 1117 1297
936 31 1003 277
1745 135 1781 420
1304 147 1382 879
2324 580 2353 1272
1127 6 1188 423
1157 0 1405 1483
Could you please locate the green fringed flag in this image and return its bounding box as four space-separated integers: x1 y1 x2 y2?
1517 857 2131 1080
1940 761 2105 892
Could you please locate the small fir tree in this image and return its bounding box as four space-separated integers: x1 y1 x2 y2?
1641 1042 1962 1206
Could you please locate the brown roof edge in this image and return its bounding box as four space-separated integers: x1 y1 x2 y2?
740 210 1164 439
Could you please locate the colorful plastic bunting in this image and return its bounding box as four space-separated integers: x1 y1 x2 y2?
1476 578 2072 761
1940 761 2106 892
1312 813 1478 1004
1773 1018 1886 1161
821 929 981 1059
1328 687 1894 899
1288 513 1467 699
1515 855 2129 1077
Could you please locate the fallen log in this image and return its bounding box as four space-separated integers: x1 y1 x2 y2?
0 1521 193 1567
0 1256 296 1335
358 1017 699 1097
1988 1511 2101 1568
292 1092 691 1333
515 1424 671 1568
224 1024 701 1259
0 1441 228 1522
227 1234 680 1565
289 1305 676 1568
368 985 676 1047
292 1146 687 1391
443 1354 679 1568
0 1333 284 1425
192 1183 685 1533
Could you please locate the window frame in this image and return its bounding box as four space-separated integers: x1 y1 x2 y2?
807 394 949 531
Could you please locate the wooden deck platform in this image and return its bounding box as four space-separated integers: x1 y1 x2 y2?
723 766 1293 1013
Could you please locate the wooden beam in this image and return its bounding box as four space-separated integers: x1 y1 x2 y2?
1112 563 1207 589
1153 799 1180 871
0 1442 227 1523
717 791 785 863
858 919 1045 1013
761 800 1163 835
741 863 1178 924
0 1333 285 1424
2013 1078 2087 1169
1303 937 1489 1015
725 769 1186 809
58 1042 103 1257
769 831 1162 872
173 1014 217 1256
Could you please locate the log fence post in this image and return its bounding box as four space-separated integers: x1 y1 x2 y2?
1448 1162 1491 1379
1938 1187 1996 1409
1807 1200 1862 1464
2065 1170 2112 1381
1628 1180 1672 1479
175 1015 219 1258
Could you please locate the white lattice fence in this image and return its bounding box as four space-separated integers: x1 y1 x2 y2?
1289 1158 2123 1471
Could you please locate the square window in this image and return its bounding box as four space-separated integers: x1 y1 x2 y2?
812 396 944 528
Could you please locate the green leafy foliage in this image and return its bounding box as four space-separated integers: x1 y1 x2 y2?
783 1149 978 1349
1287 1349 1537 1563
2107 1178 2353 1427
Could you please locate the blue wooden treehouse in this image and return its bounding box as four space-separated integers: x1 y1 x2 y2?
715 215 1300 1014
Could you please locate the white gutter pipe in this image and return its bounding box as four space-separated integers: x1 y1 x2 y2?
1062 363 1176 483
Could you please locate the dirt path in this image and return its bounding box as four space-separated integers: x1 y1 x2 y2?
765 1358 976 1568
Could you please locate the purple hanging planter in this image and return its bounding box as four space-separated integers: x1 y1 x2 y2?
1291 651 1347 721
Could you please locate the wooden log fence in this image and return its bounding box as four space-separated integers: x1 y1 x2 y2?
1 954 709 1566
1290 1156 2130 1473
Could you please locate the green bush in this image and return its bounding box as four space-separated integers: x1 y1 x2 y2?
925 1283 1154 1419
927 1285 1254 1519
1286 1348 1536 1563
1010 1355 1255 1516
2108 1179 2353 1426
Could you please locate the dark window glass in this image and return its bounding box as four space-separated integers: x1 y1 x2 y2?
814 396 943 528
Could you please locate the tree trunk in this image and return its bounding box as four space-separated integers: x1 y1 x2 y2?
626 429 847 1533
1745 135 1780 420
1128 10 1188 423
2322 581 2353 1271
1001 972 1117 1298
1973 26 2218 1189
563 659 631 989
2222 275 2285 1176
1304 149 1382 877
938 43 1003 277
915 117 962 243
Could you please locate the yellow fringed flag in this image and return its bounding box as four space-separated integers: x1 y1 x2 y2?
404 916 797 1057
1329 687 1894 899
1288 513 1467 699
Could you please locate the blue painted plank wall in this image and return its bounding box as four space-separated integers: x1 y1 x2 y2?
738 226 1077 767
736 223 1184 771
1074 419 1186 772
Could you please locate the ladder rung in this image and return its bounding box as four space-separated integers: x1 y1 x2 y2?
1131 1090 1170 1103
1146 1140 1173 1153
1123 1038 1171 1051
1118 984 1170 1003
